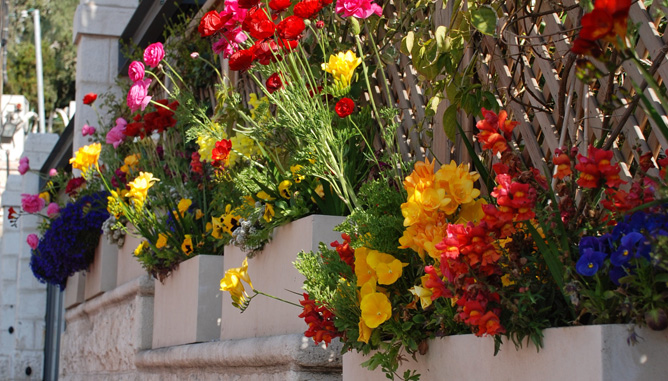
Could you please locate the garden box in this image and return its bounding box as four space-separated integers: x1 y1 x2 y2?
152 254 224 348
116 230 147 286
220 214 344 340
84 236 118 300
64 272 85 309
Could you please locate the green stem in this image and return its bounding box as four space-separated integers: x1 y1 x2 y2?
252 289 301 308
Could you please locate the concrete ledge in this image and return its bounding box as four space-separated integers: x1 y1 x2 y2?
136 334 343 370
65 275 154 321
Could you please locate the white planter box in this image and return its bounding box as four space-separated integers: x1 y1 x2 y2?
152 254 224 348
84 236 118 300
64 272 85 309
343 325 668 381
221 214 344 340
116 231 147 286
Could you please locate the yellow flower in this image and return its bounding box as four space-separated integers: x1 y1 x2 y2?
263 203 275 222
107 190 124 217
409 285 433 309
70 143 101 172
134 241 149 256
256 190 275 201
278 180 292 199
229 134 261 166
126 172 159 207
220 258 254 307
290 165 305 183
501 274 516 287
181 234 194 256
121 153 141 173
195 209 204 220
322 50 362 89
178 198 192 215
360 292 392 328
197 135 217 162
211 215 224 239
156 233 168 249
39 192 50 204
359 279 377 300
354 247 377 287
358 319 372 343
434 160 480 214
314 184 324 198
366 250 407 285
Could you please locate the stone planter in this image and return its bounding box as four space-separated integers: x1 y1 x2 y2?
116 230 147 286
221 214 344 340
64 272 85 309
152 254 224 349
343 325 668 381
84 236 118 300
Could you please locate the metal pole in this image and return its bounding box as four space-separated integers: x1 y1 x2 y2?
33 9 45 133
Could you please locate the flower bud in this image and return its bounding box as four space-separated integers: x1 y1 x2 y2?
350 18 361 36
645 308 668 331
190 52 200 59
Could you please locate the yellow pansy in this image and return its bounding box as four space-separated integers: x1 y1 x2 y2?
156 233 168 249
181 234 194 256
256 190 275 201
278 180 292 199
358 319 372 344
354 247 377 287
178 198 192 215
321 50 362 89
195 209 204 220
314 184 324 198
70 143 101 172
263 203 275 222
126 172 159 208
290 165 305 183
366 250 407 285
360 292 392 328
211 215 225 239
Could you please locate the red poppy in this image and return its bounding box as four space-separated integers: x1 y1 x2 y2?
276 16 305 40
238 0 261 9
293 0 323 19
269 0 292 12
83 93 97 105
229 49 255 71
242 7 276 40
198 11 232 37
335 98 355 117
266 72 283 93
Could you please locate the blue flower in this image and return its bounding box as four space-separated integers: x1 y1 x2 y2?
611 232 650 266
609 265 629 285
576 247 608 276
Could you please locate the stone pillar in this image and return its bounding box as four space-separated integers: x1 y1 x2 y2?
72 0 137 151
0 133 58 380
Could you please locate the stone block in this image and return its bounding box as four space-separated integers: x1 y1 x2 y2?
152 255 223 349
14 320 34 350
116 232 147 286
73 3 137 43
0 355 11 378
14 350 42 380
1 255 18 281
64 273 86 309
76 37 112 84
84 236 118 300
1 281 16 306
221 215 344 340
17 257 45 291
16 291 46 322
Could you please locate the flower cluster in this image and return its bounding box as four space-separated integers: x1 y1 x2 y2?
571 0 631 56
299 293 341 345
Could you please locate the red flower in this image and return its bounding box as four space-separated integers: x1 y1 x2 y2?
7 206 17 221
299 293 342 346
266 72 283 93
83 93 97 105
124 121 145 138
575 145 624 189
65 177 86 196
277 38 299 51
238 0 261 9
211 139 232 168
269 0 292 12
475 108 518 155
571 0 631 55
252 40 279 65
293 0 323 19
335 97 355 117
659 156 668 179
198 11 232 37
276 16 305 40
190 152 204 175
330 233 355 270
553 150 572 180
423 265 451 299
242 7 276 40
229 49 254 71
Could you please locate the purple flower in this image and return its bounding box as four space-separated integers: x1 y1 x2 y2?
18 157 29 175
143 42 165 68
335 0 383 19
27 234 39 250
611 232 650 266
576 248 607 276
128 60 145 82
127 79 152 112
82 124 96 136
106 118 128 148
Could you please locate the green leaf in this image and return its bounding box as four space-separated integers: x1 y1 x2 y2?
654 273 668 283
470 5 497 36
435 25 448 52
442 104 458 141
401 32 415 56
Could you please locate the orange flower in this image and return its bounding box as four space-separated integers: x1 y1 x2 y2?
553 151 572 179
571 0 631 55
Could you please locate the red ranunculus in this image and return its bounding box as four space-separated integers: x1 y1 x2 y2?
266 72 283 93
293 0 323 19
253 40 279 65
229 49 255 71
276 16 305 40
277 38 299 51
198 11 228 37
238 0 261 8
335 97 355 117
83 93 97 105
242 7 276 40
269 0 292 12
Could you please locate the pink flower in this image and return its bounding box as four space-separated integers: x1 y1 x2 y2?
49 168 58 177
27 234 39 250
46 202 60 218
106 118 127 148
21 194 45 214
82 124 96 136
212 28 248 58
127 79 152 112
190 52 200 59
221 0 248 26
143 42 165 68
18 157 29 175
335 0 382 19
128 60 145 81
